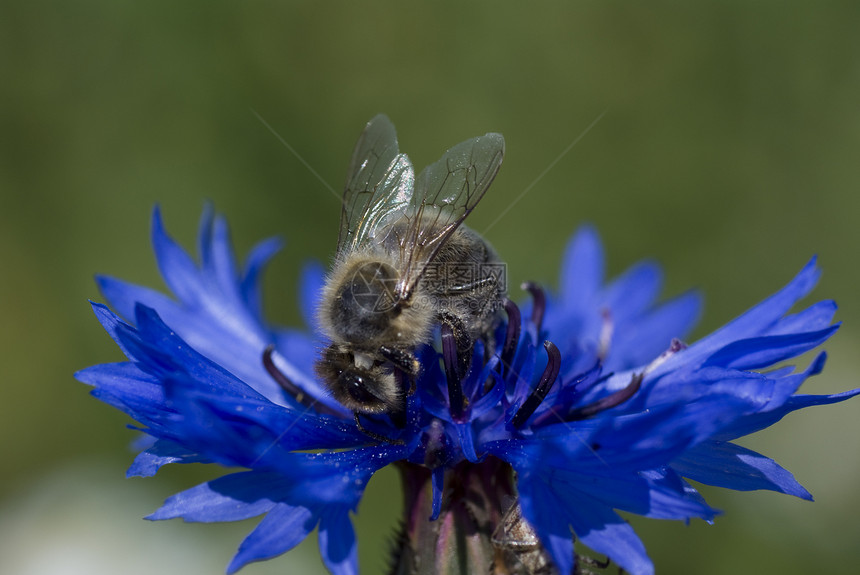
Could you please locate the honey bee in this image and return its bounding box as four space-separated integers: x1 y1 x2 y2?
315 115 507 431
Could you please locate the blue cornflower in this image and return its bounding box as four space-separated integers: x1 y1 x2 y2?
77 206 858 575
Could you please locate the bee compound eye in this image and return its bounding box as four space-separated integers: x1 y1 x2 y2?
340 371 375 404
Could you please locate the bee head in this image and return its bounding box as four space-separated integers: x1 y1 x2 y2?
317 345 401 415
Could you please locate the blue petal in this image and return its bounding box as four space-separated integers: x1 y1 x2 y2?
159 374 370 471
151 207 206 304
76 360 164 418
718 387 860 441
127 304 257 398
456 423 479 463
145 207 288 400
565 497 653 575
241 237 284 323
469 370 505 419
227 502 317 574
671 441 812 500
518 471 654 575
703 325 839 371
640 468 719 523
207 214 242 302
319 507 358 575
560 225 603 311
601 261 662 323
518 479 575 575
569 393 761 471
745 351 828 409
216 448 402 573
96 276 176 326
607 291 701 371
273 328 319 379
128 438 206 477
195 202 215 272
540 465 715 522
773 300 837 335
627 367 775 416
148 471 284 522
86 302 366 462
656 258 821 374
87 301 138 359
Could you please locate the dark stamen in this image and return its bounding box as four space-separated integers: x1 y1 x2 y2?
354 413 405 445
262 345 340 416
511 341 561 428
530 361 603 427
500 299 522 374
565 372 643 422
441 323 466 420
521 282 546 334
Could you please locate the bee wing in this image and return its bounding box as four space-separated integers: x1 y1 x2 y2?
396 132 505 299
338 114 415 254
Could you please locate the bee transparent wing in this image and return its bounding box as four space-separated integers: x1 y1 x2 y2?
396 132 505 299
338 114 415 253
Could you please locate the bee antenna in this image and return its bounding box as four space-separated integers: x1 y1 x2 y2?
510 341 561 429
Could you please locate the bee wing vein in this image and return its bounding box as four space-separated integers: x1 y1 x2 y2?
397 132 504 299
338 115 414 253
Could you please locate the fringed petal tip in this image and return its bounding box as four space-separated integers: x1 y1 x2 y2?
560 224 604 306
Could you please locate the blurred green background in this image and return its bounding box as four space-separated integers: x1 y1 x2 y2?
2 1 859 573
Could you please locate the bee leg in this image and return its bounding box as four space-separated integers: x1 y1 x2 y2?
377 346 418 426
574 553 613 575
378 345 420 378
353 412 405 445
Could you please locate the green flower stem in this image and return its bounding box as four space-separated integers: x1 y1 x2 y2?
391 457 523 575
